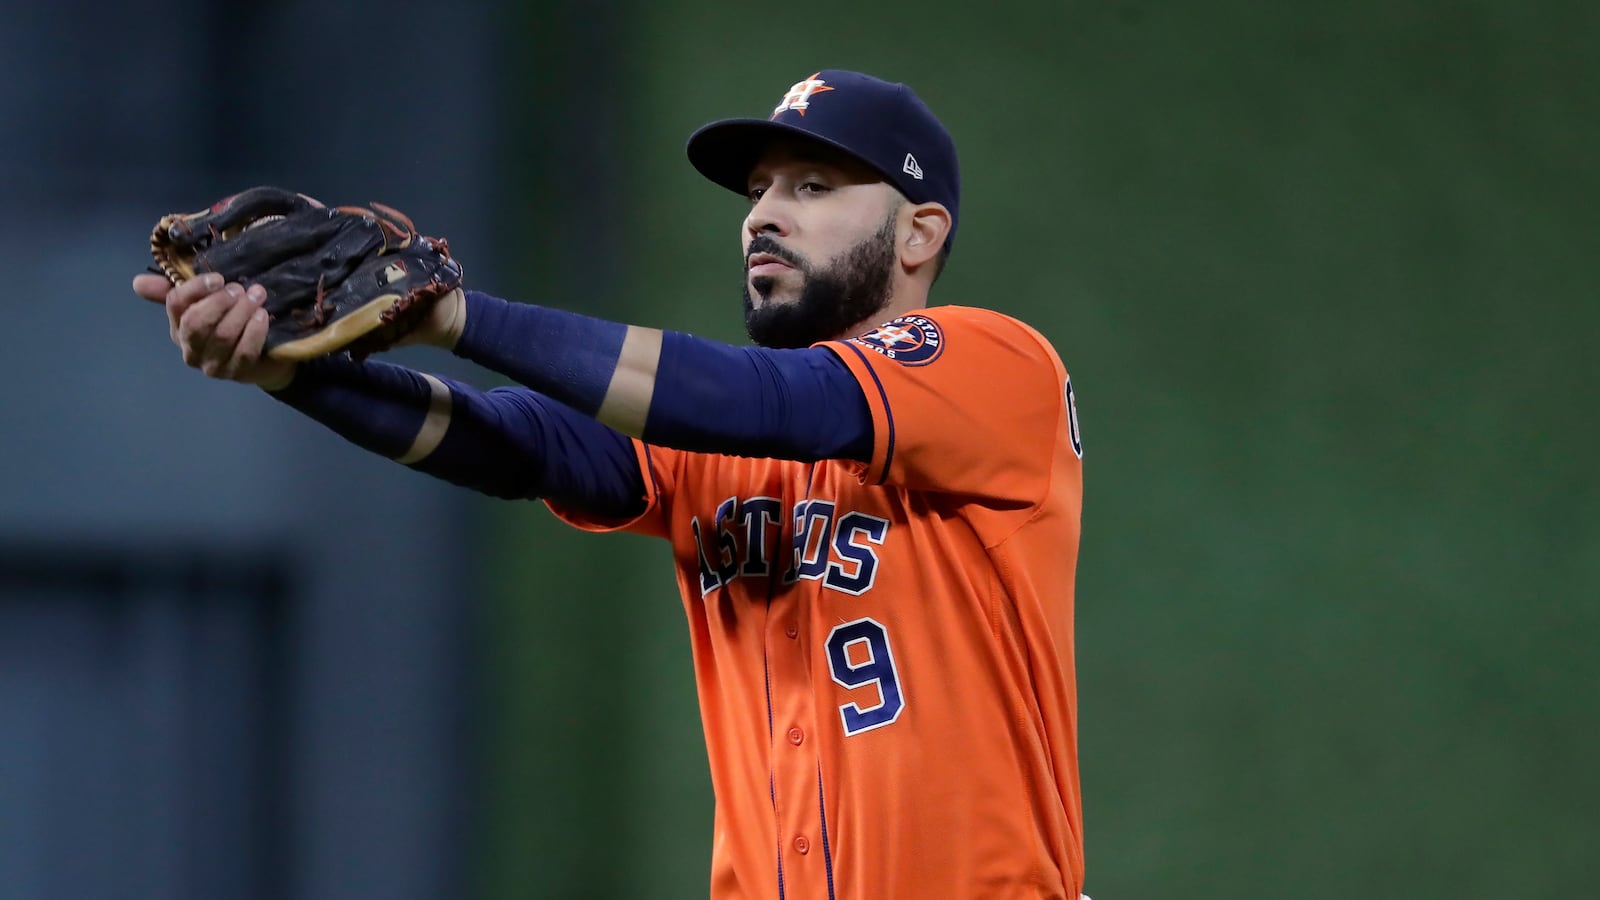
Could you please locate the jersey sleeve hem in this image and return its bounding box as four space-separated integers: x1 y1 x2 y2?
818 340 895 486
543 439 664 535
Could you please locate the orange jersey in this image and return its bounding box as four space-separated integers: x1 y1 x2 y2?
552 305 1085 898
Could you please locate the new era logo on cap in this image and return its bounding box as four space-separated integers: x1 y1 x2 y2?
902 153 923 180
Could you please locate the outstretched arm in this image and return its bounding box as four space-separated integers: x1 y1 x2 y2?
269 356 645 516
136 274 646 518
438 290 874 463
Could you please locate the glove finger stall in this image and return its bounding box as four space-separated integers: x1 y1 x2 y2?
202 212 386 298
154 186 319 255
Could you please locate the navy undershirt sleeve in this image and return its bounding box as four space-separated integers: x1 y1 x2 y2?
456 291 627 417
645 331 871 460
455 290 873 462
269 356 645 518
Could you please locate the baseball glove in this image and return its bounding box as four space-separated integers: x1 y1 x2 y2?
149 186 464 361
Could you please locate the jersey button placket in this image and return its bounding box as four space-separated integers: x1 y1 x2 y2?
767 534 821 894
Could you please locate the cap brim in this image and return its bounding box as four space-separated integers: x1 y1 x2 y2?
686 117 896 198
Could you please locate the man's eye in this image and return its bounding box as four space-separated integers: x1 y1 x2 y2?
799 182 831 194
747 187 766 203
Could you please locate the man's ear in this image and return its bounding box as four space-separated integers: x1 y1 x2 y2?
902 202 953 268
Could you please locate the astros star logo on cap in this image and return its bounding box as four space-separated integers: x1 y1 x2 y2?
771 72 835 119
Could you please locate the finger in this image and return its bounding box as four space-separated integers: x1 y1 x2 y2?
176 285 245 367
218 305 272 381
170 272 226 306
200 285 264 375
133 273 174 303
167 273 225 339
173 287 231 358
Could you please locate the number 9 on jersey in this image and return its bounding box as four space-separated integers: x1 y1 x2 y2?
826 617 905 736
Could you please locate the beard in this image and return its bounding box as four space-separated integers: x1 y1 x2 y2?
742 214 897 349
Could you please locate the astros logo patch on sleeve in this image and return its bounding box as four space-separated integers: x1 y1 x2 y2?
851 314 946 366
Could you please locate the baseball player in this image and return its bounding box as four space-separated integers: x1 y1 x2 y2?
134 69 1088 899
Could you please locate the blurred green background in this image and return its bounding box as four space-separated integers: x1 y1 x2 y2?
476 1 1596 898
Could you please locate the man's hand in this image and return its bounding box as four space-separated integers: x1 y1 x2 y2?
133 272 297 391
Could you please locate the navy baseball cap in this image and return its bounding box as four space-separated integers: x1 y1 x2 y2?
686 69 961 249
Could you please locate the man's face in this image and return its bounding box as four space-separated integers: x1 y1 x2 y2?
740 142 902 349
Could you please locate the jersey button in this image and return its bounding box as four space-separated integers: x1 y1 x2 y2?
794 835 810 855
787 727 804 746
784 623 798 639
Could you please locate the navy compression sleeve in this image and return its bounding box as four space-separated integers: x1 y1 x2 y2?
455 290 873 462
269 356 645 517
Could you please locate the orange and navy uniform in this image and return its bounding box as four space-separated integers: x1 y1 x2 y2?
553 305 1085 899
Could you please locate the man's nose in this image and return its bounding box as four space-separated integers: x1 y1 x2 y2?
745 194 793 238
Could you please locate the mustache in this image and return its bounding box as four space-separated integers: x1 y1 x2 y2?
746 236 804 269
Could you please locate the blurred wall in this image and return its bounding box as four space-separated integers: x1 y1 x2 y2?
0 2 505 898
479 1 1598 899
